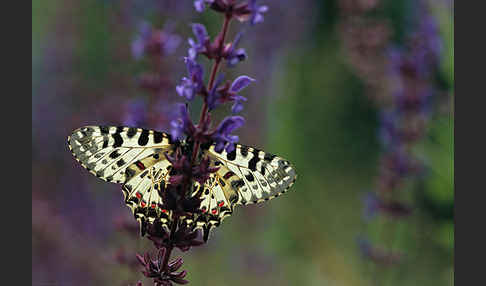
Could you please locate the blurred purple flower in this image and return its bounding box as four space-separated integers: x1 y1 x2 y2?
249 0 268 25
132 21 181 60
176 57 205 101
388 14 441 80
188 24 209 59
193 0 213 12
132 22 152 59
412 15 442 70
212 116 245 153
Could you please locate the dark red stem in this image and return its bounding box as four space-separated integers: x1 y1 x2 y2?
161 215 179 273
191 15 232 164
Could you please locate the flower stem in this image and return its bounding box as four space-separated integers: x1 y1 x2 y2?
161 215 179 273
191 15 232 164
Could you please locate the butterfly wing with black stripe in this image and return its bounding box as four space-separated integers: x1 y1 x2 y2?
204 144 297 206
68 125 174 183
182 162 244 241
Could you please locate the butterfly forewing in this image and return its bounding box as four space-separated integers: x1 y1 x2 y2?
68 126 173 184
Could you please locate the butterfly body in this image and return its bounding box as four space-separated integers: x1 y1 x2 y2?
68 125 296 240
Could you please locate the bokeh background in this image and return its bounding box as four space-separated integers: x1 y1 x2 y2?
32 0 454 285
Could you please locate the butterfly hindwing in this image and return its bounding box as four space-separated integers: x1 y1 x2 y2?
186 166 240 241
204 144 297 206
123 156 174 234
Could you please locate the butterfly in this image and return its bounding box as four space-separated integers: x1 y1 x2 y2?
68 125 296 241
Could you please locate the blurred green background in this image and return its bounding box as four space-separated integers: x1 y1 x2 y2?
32 0 453 285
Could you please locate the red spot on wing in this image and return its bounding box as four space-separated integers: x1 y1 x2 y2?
161 209 168 214
151 203 156 209
218 201 224 207
223 171 235 179
135 161 146 170
136 192 142 199
211 209 218 215
140 201 146 207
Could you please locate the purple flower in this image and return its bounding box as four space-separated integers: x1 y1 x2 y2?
212 116 245 153
413 15 442 69
170 104 195 141
132 22 152 59
206 75 254 113
188 24 209 59
193 0 213 12
249 0 268 25
206 73 225 111
224 32 247 67
164 33 183 55
230 75 255 93
229 75 255 113
231 96 247 113
176 57 205 101
170 120 184 142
